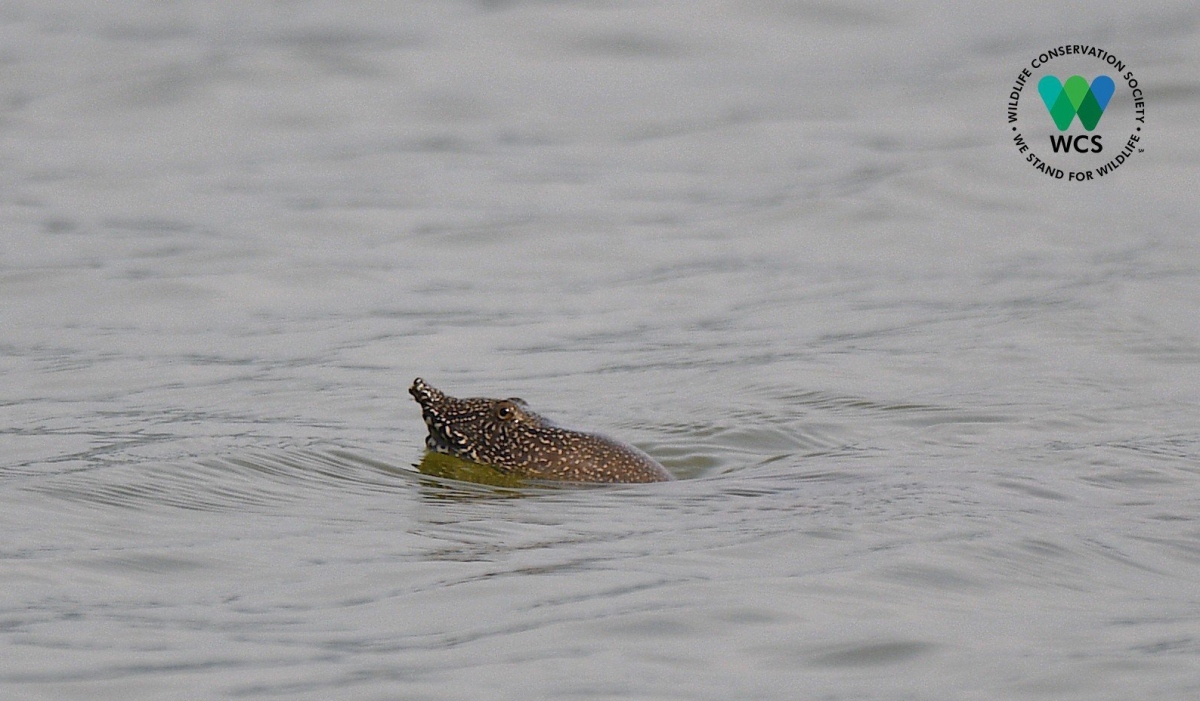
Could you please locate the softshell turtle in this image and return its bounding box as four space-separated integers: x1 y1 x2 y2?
409 378 673 484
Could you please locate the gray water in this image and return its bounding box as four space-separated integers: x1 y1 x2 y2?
4 1 1200 699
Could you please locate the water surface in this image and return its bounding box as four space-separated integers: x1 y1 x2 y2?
3 1 1200 699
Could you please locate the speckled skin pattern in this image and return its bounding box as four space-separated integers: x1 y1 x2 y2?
409 378 673 483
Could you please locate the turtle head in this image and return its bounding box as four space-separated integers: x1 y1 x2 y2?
409 378 541 467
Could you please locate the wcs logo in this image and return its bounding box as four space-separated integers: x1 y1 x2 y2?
1007 45 1145 182
1039 75 1114 153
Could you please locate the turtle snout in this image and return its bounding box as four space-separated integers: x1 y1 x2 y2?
409 377 441 406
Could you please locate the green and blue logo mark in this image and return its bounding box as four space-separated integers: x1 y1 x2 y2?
1007 45 1146 182
1037 75 1115 131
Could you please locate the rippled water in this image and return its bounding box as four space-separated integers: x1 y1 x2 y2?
4 1 1200 698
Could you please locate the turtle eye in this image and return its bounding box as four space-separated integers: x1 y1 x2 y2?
495 401 518 421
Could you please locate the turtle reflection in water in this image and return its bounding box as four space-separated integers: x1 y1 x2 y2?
409 378 673 484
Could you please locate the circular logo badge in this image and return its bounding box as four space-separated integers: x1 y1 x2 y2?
1007 46 1146 182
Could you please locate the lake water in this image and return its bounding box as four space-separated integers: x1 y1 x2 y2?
3 1 1200 698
